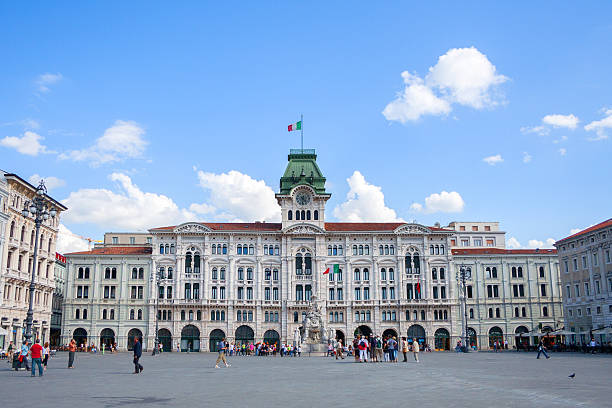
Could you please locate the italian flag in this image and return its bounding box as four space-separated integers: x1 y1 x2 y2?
323 264 340 275
288 121 302 132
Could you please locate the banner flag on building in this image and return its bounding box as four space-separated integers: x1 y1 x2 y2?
416 282 421 294
323 264 340 275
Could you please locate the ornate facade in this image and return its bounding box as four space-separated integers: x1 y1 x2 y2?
62 150 563 351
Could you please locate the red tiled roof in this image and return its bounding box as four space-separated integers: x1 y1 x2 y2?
151 222 452 233
452 248 557 255
65 246 152 256
556 218 612 244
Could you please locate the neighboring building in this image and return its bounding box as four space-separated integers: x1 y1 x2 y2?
452 248 562 349
0 172 67 347
555 218 612 345
50 252 67 346
103 232 152 246
0 176 9 349
61 245 153 350
61 149 562 351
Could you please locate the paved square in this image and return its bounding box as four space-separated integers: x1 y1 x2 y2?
1 351 610 407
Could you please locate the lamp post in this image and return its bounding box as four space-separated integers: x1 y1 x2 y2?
151 267 165 355
21 180 57 344
456 264 472 352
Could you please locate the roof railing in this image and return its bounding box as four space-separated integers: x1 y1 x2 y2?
289 148 316 155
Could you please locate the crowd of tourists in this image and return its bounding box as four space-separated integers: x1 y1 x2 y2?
225 342 302 357
329 334 428 363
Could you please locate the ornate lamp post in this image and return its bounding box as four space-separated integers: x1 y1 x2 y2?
456 265 472 352
151 267 165 355
21 180 57 343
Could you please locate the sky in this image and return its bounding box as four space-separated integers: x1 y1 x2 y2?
1 2 611 253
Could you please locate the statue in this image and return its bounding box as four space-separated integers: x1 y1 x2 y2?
293 327 301 346
301 295 327 344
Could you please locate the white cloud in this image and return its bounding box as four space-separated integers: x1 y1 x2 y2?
522 152 532 163
36 73 63 93
62 173 195 230
558 148 567 156
553 135 568 144
483 154 503 165
382 72 451 123
0 131 52 156
59 120 147 166
584 108 612 141
570 224 594 235
56 224 90 254
410 190 464 214
196 170 280 222
333 171 402 222
527 238 556 249
520 125 550 136
542 114 579 129
28 174 66 191
506 237 521 249
383 47 507 122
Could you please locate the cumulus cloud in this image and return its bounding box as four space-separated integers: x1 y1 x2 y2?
196 170 280 222
62 173 195 230
506 237 521 249
0 131 53 156
59 120 147 166
56 224 90 254
333 171 402 222
483 154 503 165
553 135 568 144
410 191 464 214
527 238 556 249
383 47 507 122
558 148 567 156
28 174 66 191
36 73 63 93
542 114 579 129
584 108 612 141
522 152 532 163
520 125 550 136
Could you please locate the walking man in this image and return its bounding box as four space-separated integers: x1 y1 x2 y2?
412 338 420 363
30 339 43 377
215 337 230 368
133 337 143 374
68 339 76 368
401 337 409 362
20 340 31 371
536 340 550 359
336 339 344 360
358 336 368 363
7 341 14 364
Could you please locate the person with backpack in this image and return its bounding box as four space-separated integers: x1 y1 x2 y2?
358 336 369 362
375 336 383 362
215 338 231 368
387 336 398 362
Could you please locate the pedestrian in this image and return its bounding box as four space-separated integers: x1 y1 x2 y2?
389 337 398 362
68 339 76 368
7 341 14 364
336 339 344 360
493 340 498 353
375 336 383 362
20 340 31 371
536 340 550 359
133 337 143 374
176 342 180 353
42 342 50 371
401 337 409 362
504 339 508 350
358 336 368 362
353 337 360 362
412 338 420 363
30 339 43 377
215 337 230 368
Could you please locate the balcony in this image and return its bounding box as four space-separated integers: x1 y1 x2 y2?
8 237 18 248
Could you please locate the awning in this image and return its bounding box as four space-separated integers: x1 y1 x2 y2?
551 330 574 336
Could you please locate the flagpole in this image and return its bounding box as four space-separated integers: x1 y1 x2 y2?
300 114 304 152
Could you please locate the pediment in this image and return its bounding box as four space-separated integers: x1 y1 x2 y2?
283 223 325 235
173 223 212 234
394 223 431 235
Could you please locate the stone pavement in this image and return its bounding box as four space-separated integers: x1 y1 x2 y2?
1 351 610 408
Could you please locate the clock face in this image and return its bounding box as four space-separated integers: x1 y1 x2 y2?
295 192 311 206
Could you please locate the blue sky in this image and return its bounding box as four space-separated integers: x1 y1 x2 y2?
1 2 611 252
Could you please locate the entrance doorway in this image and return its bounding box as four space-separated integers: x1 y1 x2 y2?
354 325 372 338
263 330 280 348
382 329 398 340
209 329 225 352
467 327 478 349
181 325 200 352
515 326 529 350
407 324 426 346
100 328 115 350
488 326 503 349
335 330 345 345
158 328 172 352
127 328 143 351
434 328 450 350
72 328 88 348
235 325 254 346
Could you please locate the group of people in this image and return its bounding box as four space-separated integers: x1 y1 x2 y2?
224 342 302 357
329 335 423 363
6 339 51 376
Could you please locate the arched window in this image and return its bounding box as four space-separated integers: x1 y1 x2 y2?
495 308 500 318
138 309 142 320
517 267 523 278
381 268 386 280
185 252 192 273
354 268 360 281
247 267 253 280
189 310 194 321
48 238 52 252
170 244 175 254
359 245 364 255
352 245 357 255
522 307 526 317
181 310 186 320
542 306 548 317
512 266 517 278
440 268 445 280
237 244 243 255
194 253 201 273
430 245 434 255
288 210 293 220
296 210 300 220
514 307 519 317
185 283 191 299
492 267 498 278
434 310 438 320
420 310 425 320
314 210 318 220
222 244 227 254
130 309 135 320
167 286 172 299
220 268 226 280
328 245 332 256
413 253 420 274
75 309 80 319
405 254 412 274
432 268 437 280
379 245 384 255
193 283 200 299
102 309 107 320
306 210 311 220
443 310 448 320
296 285 303 301
295 254 303 275
301 210 306 220
160 244 164 254
211 311 215 321
212 268 218 280
440 245 444 255
212 244 217 254
265 268 271 280
138 267 144 279
365 245 370 255
110 309 114 320
363 268 369 281
165 244 169 254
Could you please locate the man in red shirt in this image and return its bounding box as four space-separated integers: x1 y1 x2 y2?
30 339 43 377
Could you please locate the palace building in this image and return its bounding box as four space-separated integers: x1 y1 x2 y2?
61 149 562 351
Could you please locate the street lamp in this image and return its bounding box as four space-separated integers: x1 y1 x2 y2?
456 265 472 352
21 180 57 344
151 267 165 355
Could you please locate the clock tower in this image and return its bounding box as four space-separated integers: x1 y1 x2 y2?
276 149 331 230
